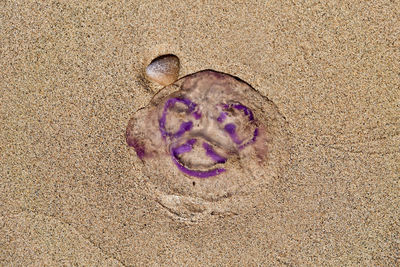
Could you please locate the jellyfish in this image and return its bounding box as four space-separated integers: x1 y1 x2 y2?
126 70 290 204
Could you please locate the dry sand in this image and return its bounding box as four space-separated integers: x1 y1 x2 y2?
1 0 399 266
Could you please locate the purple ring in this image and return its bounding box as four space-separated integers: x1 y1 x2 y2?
159 97 198 139
219 103 258 148
202 142 227 163
170 139 226 178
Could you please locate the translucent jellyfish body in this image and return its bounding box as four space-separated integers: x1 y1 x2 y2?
127 70 291 217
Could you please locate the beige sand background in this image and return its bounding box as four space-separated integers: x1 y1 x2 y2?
1 0 399 266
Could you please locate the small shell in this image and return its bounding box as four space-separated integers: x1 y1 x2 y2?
145 54 180 86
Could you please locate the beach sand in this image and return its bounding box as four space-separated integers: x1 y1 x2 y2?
1 1 398 265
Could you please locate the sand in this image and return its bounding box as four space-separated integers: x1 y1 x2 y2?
1 0 399 266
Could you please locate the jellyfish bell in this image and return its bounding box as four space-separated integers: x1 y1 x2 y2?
126 70 291 218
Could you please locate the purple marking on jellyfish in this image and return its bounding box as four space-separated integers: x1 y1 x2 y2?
224 123 242 144
173 121 193 138
159 116 168 138
159 97 197 139
224 123 235 135
171 155 226 178
170 139 226 178
232 104 254 121
192 111 202 120
239 128 259 149
172 139 196 155
126 137 145 159
217 112 227 123
220 103 254 122
202 142 227 163
253 127 259 139
165 97 195 110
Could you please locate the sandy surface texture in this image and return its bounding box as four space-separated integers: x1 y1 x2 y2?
1 0 399 266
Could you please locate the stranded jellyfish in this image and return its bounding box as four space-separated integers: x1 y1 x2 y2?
127 70 290 209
